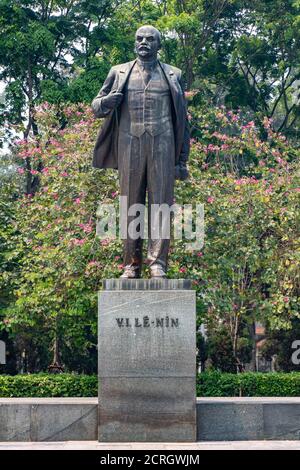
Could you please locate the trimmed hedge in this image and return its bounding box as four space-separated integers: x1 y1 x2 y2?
1 372 300 397
0 373 98 397
197 371 300 397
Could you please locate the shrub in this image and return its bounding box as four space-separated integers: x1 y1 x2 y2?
1 372 300 397
197 371 300 397
0 373 98 397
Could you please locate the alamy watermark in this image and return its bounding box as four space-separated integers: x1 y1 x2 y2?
291 340 300 365
0 340 6 365
96 197 204 252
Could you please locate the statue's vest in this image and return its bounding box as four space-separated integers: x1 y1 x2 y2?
119 63 173 137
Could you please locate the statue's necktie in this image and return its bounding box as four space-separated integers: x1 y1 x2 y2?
137 63 153 87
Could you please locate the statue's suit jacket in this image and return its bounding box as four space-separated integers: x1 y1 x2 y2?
91 60 190 169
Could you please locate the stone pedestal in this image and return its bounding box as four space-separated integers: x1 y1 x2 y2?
98 279 196 442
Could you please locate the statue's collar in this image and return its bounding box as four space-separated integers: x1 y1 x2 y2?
136 57 158 70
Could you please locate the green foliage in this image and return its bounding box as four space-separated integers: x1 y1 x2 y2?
197 371 300 397
0 373 97 397
179 106 299 369
0 1 76 124
0 0 120 143
0 0 299 373
158 0 300 133
0 153 24 373
206 326 246 373
0 102 298 372
1 372 300 397
53 0 300 134
262 319 300 372
1 0 299 136
2 103 122 371
222 0 300 134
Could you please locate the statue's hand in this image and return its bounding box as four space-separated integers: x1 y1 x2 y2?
102 92 123 110
175 164 189 181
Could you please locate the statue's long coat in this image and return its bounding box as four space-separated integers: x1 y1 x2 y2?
91 60 190 169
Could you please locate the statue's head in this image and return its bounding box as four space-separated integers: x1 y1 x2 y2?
135 25 161 60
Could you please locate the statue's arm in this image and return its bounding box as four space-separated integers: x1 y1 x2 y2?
179 76 190 164
176 75 190 180
91 68 116 118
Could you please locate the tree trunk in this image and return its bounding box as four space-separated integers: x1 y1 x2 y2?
48 321 64 374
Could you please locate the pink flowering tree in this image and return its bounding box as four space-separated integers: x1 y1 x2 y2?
1 102 299 372
4 104 123 371
170 105 300 371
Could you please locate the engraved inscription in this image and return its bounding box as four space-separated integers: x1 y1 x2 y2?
116 316 179 328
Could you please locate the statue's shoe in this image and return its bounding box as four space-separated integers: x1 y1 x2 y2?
120 266 141 279
150 265 167 278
